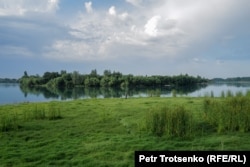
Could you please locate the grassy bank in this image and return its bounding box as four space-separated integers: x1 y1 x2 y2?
1 96 250 166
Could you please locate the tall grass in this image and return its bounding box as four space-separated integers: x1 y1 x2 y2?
172 89 177 97
221 91 225 98
146 106 193 138
1 103 62 132
226 90 233 97
203 96 250 133
23 105 46 121
0 112 19 132
147 89 161 97
47 105 62 120
32 105 46 120
246 90 250 97
210 91 214 98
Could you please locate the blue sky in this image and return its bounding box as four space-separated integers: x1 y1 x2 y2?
0 0 250 79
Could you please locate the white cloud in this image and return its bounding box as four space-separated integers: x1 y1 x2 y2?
85 1 93 13
119 12 128 20
0 0 59 16
0 0 250 78
47 0 59 12
108 6 116 16
39 0 250 66
144 15 161 37
45 40 95 61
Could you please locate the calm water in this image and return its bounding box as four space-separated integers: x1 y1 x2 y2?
1 82 250 105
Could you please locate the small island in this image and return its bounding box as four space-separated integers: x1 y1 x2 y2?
19 70 208 89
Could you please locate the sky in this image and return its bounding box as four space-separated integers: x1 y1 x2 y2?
0 0 250 79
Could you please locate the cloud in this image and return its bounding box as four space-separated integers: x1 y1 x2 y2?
0 10 71 58
144 15 161 37
47 0 59 12
108 6 116 16
2 0 250 78
43 0 250 65
126 0 141 6
0 0 59 16
85 1 93 13
45 40 96 61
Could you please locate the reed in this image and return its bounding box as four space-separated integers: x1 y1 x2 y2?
226 90 233 97
220 91 225 98
172 89 177 97
246 90 250 97
0 112 19 132
210 91 214 98
146 106 193 137
203 96 250 133
47 105 62 120
32 105 46 120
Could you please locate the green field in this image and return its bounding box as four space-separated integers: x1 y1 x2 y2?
1 96 250 167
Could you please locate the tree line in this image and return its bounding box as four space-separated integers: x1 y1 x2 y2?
212 77 250 82
0 78 18 83
19 70 208 89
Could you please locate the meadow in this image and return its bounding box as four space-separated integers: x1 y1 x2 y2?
1 92 250 166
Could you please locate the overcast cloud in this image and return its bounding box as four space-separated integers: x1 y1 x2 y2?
0 0 250 78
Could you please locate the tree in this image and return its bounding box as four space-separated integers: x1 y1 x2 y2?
72 71 81 85
100 76 110 87
84 77 100 87
23 71 28 78
42 72 60 84
103 70 111 77
90 69 98 77
19 70 208 88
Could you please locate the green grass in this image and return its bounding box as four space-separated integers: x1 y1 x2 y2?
0 97 250 166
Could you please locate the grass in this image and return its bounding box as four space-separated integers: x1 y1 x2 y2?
203 96 250 133
145 106 193 137
0 97 250 166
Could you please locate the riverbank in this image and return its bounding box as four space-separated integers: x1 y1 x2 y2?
1 97 250 166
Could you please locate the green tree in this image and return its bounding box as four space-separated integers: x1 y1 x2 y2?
90 69 98 77
103 70 111 77
23 71 28 78
72 71 81 85
100 76 110 87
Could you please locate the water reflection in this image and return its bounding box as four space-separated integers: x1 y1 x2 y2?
2 82 250 104
19 84 207 100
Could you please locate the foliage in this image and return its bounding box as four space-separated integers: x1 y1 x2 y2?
212 77 250 82
19 70 208 89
